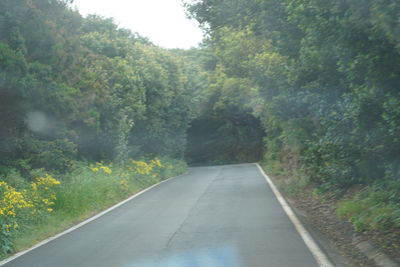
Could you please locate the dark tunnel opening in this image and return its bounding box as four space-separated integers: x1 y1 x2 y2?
185 113 265 166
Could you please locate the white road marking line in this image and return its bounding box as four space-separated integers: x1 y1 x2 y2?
255 163 334 267
0 173 186 266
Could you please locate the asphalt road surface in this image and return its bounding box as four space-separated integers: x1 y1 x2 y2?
4 164 320 267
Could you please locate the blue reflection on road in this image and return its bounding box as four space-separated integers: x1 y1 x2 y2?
124 244 242 267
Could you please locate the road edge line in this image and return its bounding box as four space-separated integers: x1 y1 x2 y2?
0 172 188 266
255 163 334 267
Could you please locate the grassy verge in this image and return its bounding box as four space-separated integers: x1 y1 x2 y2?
260 159 400 259
336 184 400 251
0 157 187 259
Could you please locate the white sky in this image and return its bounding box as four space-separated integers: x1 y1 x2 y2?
72 0 204 49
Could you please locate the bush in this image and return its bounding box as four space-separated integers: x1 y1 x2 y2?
0 175 60 257
336 186 400 233
23 138 77 173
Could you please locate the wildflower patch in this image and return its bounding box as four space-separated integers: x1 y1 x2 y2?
0 175 60 256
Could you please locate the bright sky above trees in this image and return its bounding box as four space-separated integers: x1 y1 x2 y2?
72 0 204 49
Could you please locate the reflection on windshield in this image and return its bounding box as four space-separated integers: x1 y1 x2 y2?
124 244 242 267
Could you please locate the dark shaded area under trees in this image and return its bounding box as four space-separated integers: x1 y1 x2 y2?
186 113 264 165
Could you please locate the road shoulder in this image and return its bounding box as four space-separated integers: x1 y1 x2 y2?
259 164 399 267
256 164 333 267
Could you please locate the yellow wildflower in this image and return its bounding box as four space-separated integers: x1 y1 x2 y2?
119 179 129 191
34 174 61 186
31 183 38 191
42 198 54 205
150 158 163 168
7 210 16 217
100 166 112 174
131 160 152 175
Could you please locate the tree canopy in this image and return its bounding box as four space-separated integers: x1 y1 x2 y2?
0 0 203 175
185 0 400 190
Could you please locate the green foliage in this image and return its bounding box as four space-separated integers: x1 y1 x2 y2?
182 46 265 165
186 0 400 187
0 0 199 172
337 185 400 235
128 45 192 159
0 42 29 162
22 137 77 172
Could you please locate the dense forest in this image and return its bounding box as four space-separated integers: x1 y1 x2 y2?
0 0 198 169
1 0 400 259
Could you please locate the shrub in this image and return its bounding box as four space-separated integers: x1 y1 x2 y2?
0 174 60 257
337 187 400 233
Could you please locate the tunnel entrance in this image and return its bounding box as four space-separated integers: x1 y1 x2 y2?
185 113 264 166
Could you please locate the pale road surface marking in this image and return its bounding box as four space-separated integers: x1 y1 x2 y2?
256 163 334 267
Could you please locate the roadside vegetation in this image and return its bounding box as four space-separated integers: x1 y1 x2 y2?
185 0 400 254
1 157 186 258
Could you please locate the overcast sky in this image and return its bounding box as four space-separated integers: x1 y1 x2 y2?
72 0 204 49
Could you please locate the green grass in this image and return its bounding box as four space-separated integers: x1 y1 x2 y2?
336 188 400 233
260 159 311 195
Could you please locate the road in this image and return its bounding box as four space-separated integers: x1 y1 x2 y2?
3 164 321 267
